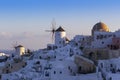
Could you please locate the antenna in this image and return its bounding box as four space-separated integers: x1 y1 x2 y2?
45 19 56 43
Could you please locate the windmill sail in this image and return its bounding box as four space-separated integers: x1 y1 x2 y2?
45 19 56 43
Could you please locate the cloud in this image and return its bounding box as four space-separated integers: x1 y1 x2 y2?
0 31 51 50
0 32 12 39
0 31 38 40
13 32 35 39
22 32 34 38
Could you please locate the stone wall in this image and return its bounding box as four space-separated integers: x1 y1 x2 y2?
109 49 120 58
2 61 26 74
83 48 109 62
74 55 96 74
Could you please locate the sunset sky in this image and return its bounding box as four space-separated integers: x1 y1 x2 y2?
0 0 120 50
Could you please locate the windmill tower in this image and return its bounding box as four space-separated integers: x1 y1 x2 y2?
12 41 25 56
45 19 56 43
15 45 25 56
46 20 69 49
55 26 66 48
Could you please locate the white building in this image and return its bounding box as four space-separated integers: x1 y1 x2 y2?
55 26 69 48
43 60 78 79
114 29 120 37
98 58 120 80
15 45 25 56
47 26 69 50
73 35 92 49
90 22 119 49
91 31 114 48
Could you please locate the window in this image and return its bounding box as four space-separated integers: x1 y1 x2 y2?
39 56 41 59
101 63 103 68
113 35 116 37
75 43 78 46
54 71 56 74
89 52 94 59
12 54 14 57
36 61 40 64
25 62 27 65
76 52 78 55
0 75 1 79
47 46 52 50
55 46 57 49
82 38 84 41
108 35 112 37
110 64 113 67
102 42 104 44
60 71 62 74
104 35 107 38
45 72 49 77
6 70 10 73
59 41 61 44
68 66 70 70
109 77 112 80
100 35 103 39
22 65 25 68
97 36 99 39
8 64 10 67
79 66 82 71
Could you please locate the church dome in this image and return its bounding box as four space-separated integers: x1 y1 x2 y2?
92 22 110 35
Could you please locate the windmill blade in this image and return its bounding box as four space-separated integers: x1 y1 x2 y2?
51 18 56 32
52 32 55 42
45 30 52 32
45 19 57 43
52 29 56 33
12 41 18 49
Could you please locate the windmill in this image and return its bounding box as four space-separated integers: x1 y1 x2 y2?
45 19 56 43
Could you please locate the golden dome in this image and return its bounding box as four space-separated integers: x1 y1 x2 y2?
92 22 110 35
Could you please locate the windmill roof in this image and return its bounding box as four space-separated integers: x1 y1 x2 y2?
16 45 24 47
56 26 65 32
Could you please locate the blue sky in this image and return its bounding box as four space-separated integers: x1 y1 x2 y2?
0 0 120 50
